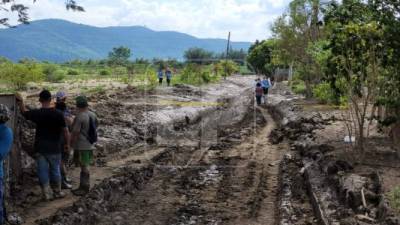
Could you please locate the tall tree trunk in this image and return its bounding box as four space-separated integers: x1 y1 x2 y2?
310 0 320 42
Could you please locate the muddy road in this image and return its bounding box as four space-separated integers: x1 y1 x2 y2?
13 76 290 225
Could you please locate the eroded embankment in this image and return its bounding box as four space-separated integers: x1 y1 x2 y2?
269 84 400 225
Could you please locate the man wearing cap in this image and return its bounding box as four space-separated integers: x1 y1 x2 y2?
0 104 13 225
55 91 74 189
71 96 98 196
16 90 70 200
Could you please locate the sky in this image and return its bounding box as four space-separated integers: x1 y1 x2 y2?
5 0 292 42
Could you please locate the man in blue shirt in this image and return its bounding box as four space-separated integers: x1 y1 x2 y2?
0 104 13 225
261 76 271 104
158 69 164 85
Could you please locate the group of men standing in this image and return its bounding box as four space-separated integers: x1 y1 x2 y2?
0 90 98 224
158 68 173 86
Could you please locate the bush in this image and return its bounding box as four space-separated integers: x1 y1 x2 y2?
201 71 212 83
42 64 65 83
0 62 44 90
47 70 66 83
135 71 158 89
291 80 307 95
313 82 336 104
67 69 79 75
99 69 111 76
216 60 240 77
42 64 58 77
178 64 221 85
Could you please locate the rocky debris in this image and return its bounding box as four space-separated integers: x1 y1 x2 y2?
39 166 154 225
268 100 328 144
269 92 400 225
279 154 295 225
172 84 205 96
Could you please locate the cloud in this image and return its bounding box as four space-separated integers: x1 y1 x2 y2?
5 0 291 42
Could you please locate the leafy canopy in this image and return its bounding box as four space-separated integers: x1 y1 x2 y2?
0 0 84 27
108 46 132 66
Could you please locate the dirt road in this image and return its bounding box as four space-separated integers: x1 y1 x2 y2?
14 77 289 225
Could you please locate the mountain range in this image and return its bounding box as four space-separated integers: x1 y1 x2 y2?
0 19 252 62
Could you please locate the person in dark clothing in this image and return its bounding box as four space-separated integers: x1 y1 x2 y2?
165 68 172 86
55 91 73 189
16 90 70 201
0 104 13 225
255 83 263 105
158 69 164 85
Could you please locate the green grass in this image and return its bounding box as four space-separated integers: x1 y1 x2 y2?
388 186 400 214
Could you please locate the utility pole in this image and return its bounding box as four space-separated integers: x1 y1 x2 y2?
224 31 231 80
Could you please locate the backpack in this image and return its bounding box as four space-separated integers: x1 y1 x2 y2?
87 114 98 144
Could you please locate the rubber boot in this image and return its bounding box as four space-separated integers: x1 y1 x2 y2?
41 184 53 201
72 171 90 196
61 176 72 189
61 167 72 189
51 182 66 199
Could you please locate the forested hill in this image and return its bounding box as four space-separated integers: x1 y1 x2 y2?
0 19 251 62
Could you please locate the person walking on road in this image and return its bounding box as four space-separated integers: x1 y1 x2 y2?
71 96 98 196
261 76 271 104
165 68 172 86
255 83 264 105
55 91 73 189
16 90 69 201
0 104 13 225
158 69 164 85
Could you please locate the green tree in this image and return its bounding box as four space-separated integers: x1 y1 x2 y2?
246 40 273 75
271 0 324 98
183 48 214 64
325 0 384 153
369 0 400 124
215 49 247 65
108 46 132 66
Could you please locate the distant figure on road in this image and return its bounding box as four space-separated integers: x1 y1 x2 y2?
0 104 13 225
254 78 261 87
261 76 271 104
158 69 164 85
165 68 172 86
255 83 263 105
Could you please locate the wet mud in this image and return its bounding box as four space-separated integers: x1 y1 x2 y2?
13 76 289 225
268 84 400 225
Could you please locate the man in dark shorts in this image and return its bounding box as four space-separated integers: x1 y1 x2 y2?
16 90 70 200
71 96 98 196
